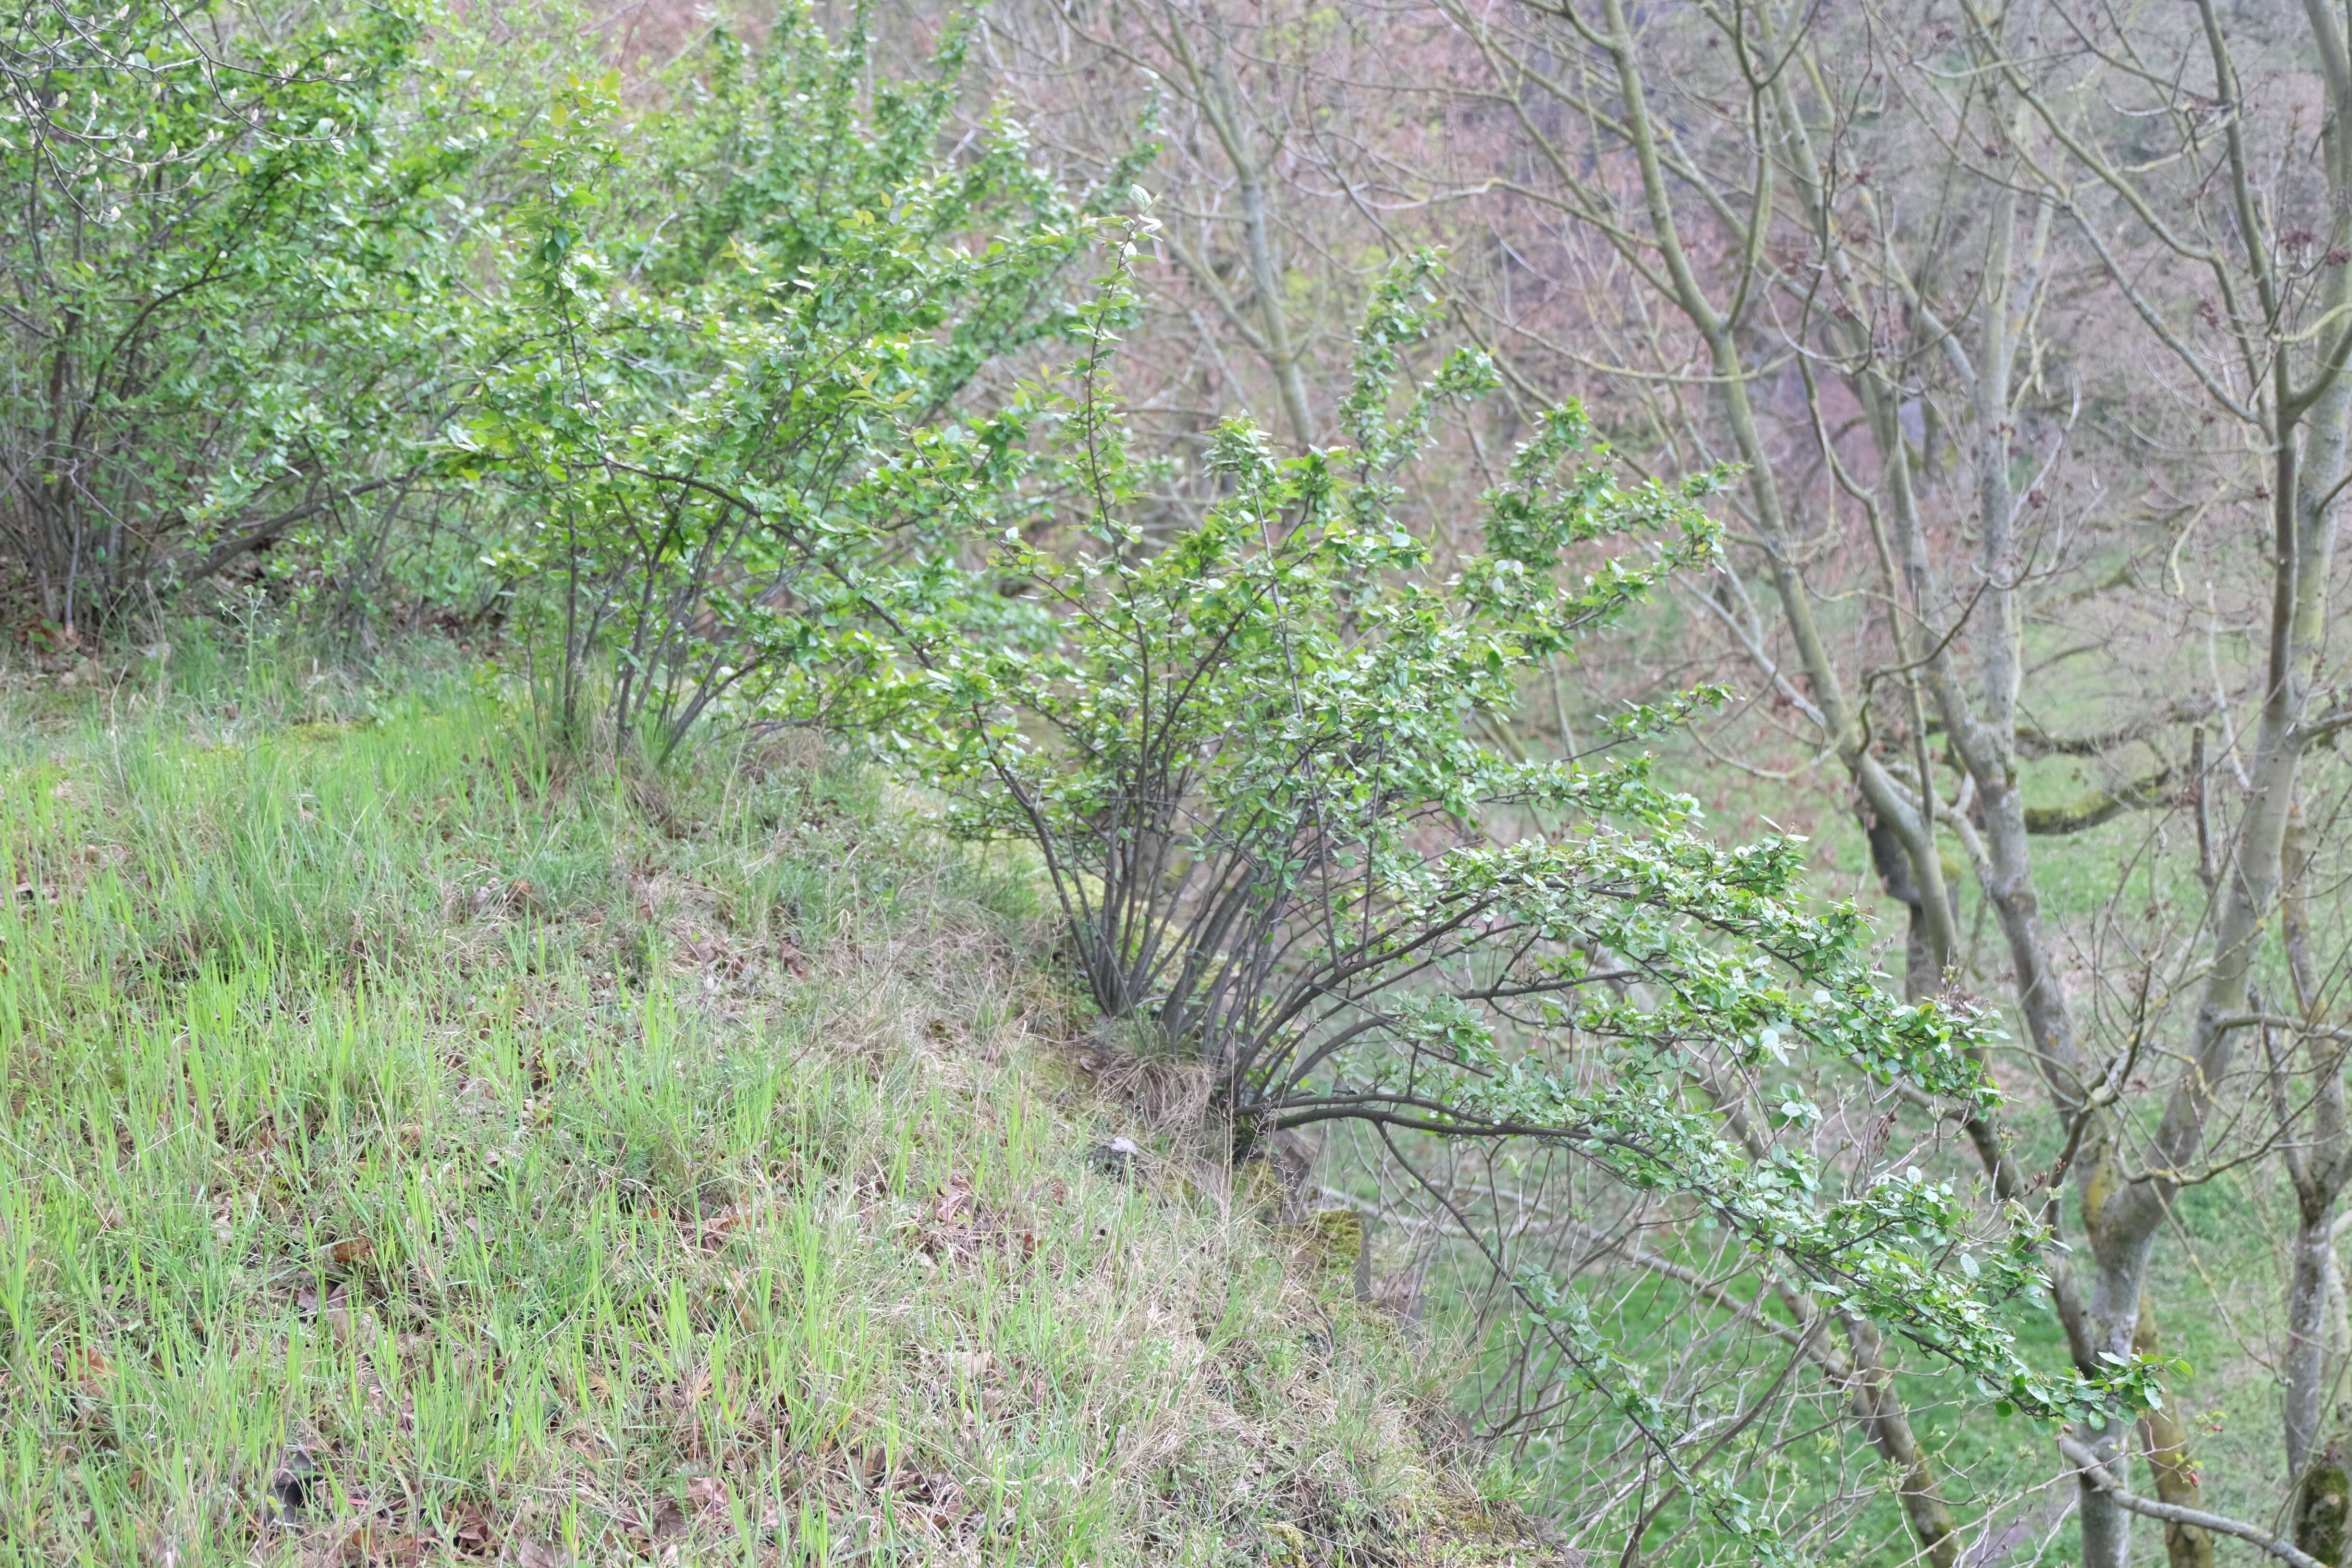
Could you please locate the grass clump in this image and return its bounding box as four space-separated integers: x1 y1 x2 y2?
0 673 1550 1566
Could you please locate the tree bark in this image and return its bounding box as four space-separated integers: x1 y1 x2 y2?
2135 1296 2216 1568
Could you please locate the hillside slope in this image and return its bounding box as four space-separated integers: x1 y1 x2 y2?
0 671 1558 1566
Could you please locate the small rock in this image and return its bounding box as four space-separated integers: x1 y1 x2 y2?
269 1446 318 1526
1087 1136 1142 1178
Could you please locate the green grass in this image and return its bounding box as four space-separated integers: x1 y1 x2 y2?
0 659 1541 1566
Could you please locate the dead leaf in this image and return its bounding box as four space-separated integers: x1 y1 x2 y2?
325 1293 380 1348
666 1364 711 1408
686 1475 726 1515
338 1527 421 1567
514 1543 565 1568
448 1504 497 1556
855 1445 890 1489
631 1498 688 1543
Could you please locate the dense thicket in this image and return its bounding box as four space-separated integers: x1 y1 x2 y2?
0 1 472 634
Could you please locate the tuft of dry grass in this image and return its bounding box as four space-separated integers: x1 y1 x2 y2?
0 670 1568 1566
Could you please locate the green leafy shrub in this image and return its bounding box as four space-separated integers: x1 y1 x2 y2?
456 4 1139 756
830 245 2164 1556
0 1 482 635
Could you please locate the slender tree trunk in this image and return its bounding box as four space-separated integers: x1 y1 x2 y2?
2135 1297 2216 1568
2298 1433 2352 1568
1166 12 1315 447
2290 1212 2340 1480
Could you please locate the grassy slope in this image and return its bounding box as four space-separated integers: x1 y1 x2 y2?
0 660 1548 1567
